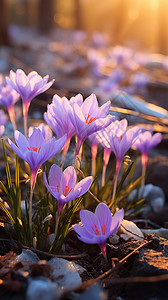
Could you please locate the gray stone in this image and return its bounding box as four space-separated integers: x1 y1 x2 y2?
76 284 107 300
26 279 60 300
15 249 40 263
47 257 82 291
128 184 165 217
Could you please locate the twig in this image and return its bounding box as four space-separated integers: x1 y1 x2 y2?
105 273 168 284
0 238 87 260
77 239 152 290
22 245 88 260
120 224 145 240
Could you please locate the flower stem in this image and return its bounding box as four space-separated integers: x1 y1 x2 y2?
101 164 106 187
29 188 33 242
24 114 28 139
110 160 121 210
91 143 97 177
141 154 148 188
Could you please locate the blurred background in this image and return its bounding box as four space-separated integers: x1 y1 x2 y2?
1 0 168 54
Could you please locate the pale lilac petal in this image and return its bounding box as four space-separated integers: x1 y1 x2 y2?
72 176 93 198
27 71 39 80
14 130 29 152
63 176 92 203
48 164 62 187
8 138 25 160
63 166 77 190
28 128 45 148
80 210 101 236
76 234 98 245
111 208 124 233
70 94 83 107
81 93 98 116
34 79 54 96
95 203 112 234
149 132 162 149
43 172 60 199
73 224 94 239
95 100 111 118
68 103 85 135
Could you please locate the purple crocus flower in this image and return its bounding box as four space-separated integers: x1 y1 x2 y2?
44 94 78 155
0 78 20 128
8 128 66 190
68 93 114 155
133 130 162 168
98 119 140 175
6 69 54 118
73 203 124 256
43 164 93 216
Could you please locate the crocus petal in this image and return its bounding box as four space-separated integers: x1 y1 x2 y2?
73 224 94 239
63 166 77 190
8 138 25 160
81 93 98 116
111 208 124 233
150 132 162 149
95 203 112 234
68 103 85 135
95 100 111 118
48 164 62 187
70 93 83 107
72 176 93 197
14 130 29 152
77 235 98 245
28 128 45 148
80 210 101 236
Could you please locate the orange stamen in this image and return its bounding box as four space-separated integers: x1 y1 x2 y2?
63 185 72 197
91 224 100 235
117 135 123 142
101 224 105 235
91 224 106 235
56 184 72 197
27 146 41 153
85 113 96 125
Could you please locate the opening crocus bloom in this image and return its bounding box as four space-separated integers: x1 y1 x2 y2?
8 128 67 190
73 203 124 256
44 94 78 155
133 130 162 167
6 69 54 117
68 93 115 155
97 119 140 173
43 164 93 216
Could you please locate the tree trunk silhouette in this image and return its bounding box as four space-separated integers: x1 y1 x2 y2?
0 0 10 46
38 0 55 34
158 0 168 54
74 0 83 30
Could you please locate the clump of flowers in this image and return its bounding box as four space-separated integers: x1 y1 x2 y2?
8 128 66 236
0 67 163 257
